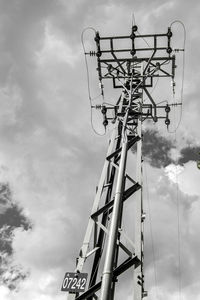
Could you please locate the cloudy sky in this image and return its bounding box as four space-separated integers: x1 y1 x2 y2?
0 0 200 300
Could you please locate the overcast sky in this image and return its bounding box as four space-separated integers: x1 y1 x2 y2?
0 0 200 300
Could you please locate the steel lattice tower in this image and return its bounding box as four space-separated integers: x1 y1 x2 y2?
62 24 177 300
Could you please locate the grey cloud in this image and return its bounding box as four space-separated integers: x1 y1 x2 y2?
0 0 199 299
143 171 199 294
178 146 200 165
135 129 200 168
0 0 97 142
0 183 32 290
0 1 53 135
0 254 28 291
0 183 11 205
131 129 175 168
0 203 31 231
142 129 175 168
0 225 13 256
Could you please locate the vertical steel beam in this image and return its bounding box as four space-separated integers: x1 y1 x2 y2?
67 126 118 300
100 91 131 300
100 136 128 300
133 118 142 300
133 69 143 300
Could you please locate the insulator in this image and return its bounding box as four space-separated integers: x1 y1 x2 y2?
165 119 170 126
130 49 136 55
165 104 170 113
132 25 138 32
101 105 108 128
130 25 138 39
171 102 182 107
137 274 144 286
89 51 96 56
130 33 135 39
99 82 104 89
171 80 176 87
103 118 108 127
137 275 144 281
173 48 184 53
143 291 148 298
96 51 102 57
167 27 172 38
153 116 158 122
167 47 172 54
94 31 100 42
101 106 107 114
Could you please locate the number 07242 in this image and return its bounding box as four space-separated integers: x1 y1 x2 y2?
61 272 88 293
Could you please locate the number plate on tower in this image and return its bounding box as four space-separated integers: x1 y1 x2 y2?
61 272 88 293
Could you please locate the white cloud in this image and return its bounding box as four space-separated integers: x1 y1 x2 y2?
36 22 80 67
153 1 175 18
0 85 22 127
0 285 10 300
0 0 199 300
165 163 184 183
165 162 200 196
178 161 200 195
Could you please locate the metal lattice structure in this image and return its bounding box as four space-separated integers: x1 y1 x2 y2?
62 25 177 300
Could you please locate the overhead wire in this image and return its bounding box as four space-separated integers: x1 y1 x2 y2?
166 20 185 300
168 20 186 133
131 19 160 287
131 12 136 27
169 76 182 300
143 77 159 103
135 20 160 103
137 29 151 48
165 102 182 300
143 158 159 300
81 27 106 136
136 18 184 300
136 20 186 133
131 16 184 300
174 130 182 300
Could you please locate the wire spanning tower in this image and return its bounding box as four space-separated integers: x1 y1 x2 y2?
62 24 180 300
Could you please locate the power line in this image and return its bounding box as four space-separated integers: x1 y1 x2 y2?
132 17 186 133
81 27 106 136
168 20 186 133
173 128 182 300
166 97 182 300
176 159 182 300
143 77 159 103
131 12 136 27
144 159 159 300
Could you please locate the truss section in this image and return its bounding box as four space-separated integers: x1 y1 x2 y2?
64 25 178 300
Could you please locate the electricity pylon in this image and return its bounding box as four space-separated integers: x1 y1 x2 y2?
62 24 177 300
